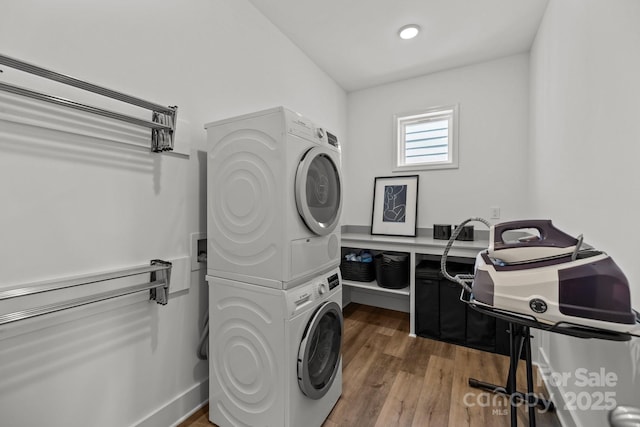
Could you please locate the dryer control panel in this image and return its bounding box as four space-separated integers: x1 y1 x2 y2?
326 131 339 149
284 108 339 151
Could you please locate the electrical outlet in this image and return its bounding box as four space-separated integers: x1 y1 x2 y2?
491 207 501 219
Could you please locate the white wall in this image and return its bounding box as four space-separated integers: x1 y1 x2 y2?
530 0 640 425
344 54 531 228
0 1 346 426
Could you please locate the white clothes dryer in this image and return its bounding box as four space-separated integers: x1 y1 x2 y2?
205 107 343 289
207 268 343 427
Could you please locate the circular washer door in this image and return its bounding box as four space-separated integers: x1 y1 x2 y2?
297 301 343 400
295 147 342 236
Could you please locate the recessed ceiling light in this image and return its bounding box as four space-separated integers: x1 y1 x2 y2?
398 24 420 40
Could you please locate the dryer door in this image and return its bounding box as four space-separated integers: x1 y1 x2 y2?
295 147 342 236
297 300 343 400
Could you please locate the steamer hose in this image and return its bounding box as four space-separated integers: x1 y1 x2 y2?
440 217 492 293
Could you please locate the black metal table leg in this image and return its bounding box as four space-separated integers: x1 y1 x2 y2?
468 322 554 427
509 322 519 426
524 326 536 427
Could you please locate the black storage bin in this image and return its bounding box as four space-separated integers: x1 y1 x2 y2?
439 261 473 344
415 260 441 338
340 259 376 282
439 280 467 343
375 252 409 289
415 258 508 354
466 309 496 352
494 318 511 356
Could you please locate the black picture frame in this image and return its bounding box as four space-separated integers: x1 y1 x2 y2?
371 175 419 237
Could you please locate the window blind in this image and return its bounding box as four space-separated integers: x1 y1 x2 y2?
404 118 449 164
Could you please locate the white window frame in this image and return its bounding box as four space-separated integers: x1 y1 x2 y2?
393 104 459 172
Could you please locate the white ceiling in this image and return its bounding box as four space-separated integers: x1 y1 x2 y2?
248 0 550 92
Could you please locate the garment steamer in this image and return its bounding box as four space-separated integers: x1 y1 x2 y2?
443 218 640 334
440 218 640 427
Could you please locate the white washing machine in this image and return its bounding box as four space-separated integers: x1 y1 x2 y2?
207 268 343 427
205 107 343 289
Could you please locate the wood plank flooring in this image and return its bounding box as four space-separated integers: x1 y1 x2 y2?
179 303 561 427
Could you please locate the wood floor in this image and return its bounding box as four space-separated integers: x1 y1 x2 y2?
179 303 561 427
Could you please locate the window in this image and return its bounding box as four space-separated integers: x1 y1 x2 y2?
394 105 459 171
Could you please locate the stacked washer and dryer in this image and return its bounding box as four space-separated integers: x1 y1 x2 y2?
205 107 344 427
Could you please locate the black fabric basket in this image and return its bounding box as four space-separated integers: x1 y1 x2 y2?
375 252 409 289
340 259 376 282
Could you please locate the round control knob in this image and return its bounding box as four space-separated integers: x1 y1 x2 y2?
316 128 325 139
318 283 327 295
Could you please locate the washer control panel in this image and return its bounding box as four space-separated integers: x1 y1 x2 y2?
327 272 340 290
286 269 341 316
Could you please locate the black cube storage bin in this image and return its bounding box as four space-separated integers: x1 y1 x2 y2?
439 261 473 344
374 252 409 289
415 260 441 339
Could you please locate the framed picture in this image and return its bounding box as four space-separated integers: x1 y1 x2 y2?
371 175 419 237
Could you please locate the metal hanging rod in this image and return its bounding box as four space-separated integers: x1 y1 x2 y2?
0 263 170 301
0 53 177 152
0 82 172 131
0 54 174 114
0 260 172 327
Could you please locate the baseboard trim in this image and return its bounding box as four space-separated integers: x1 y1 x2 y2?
132 378 209 427
171 398 209 427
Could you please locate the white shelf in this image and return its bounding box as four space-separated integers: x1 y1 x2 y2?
342 279 410 296
341 229 486 335
341 231 487 258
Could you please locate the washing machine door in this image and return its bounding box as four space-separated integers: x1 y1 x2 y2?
295 147 342 236
297 300 343 400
